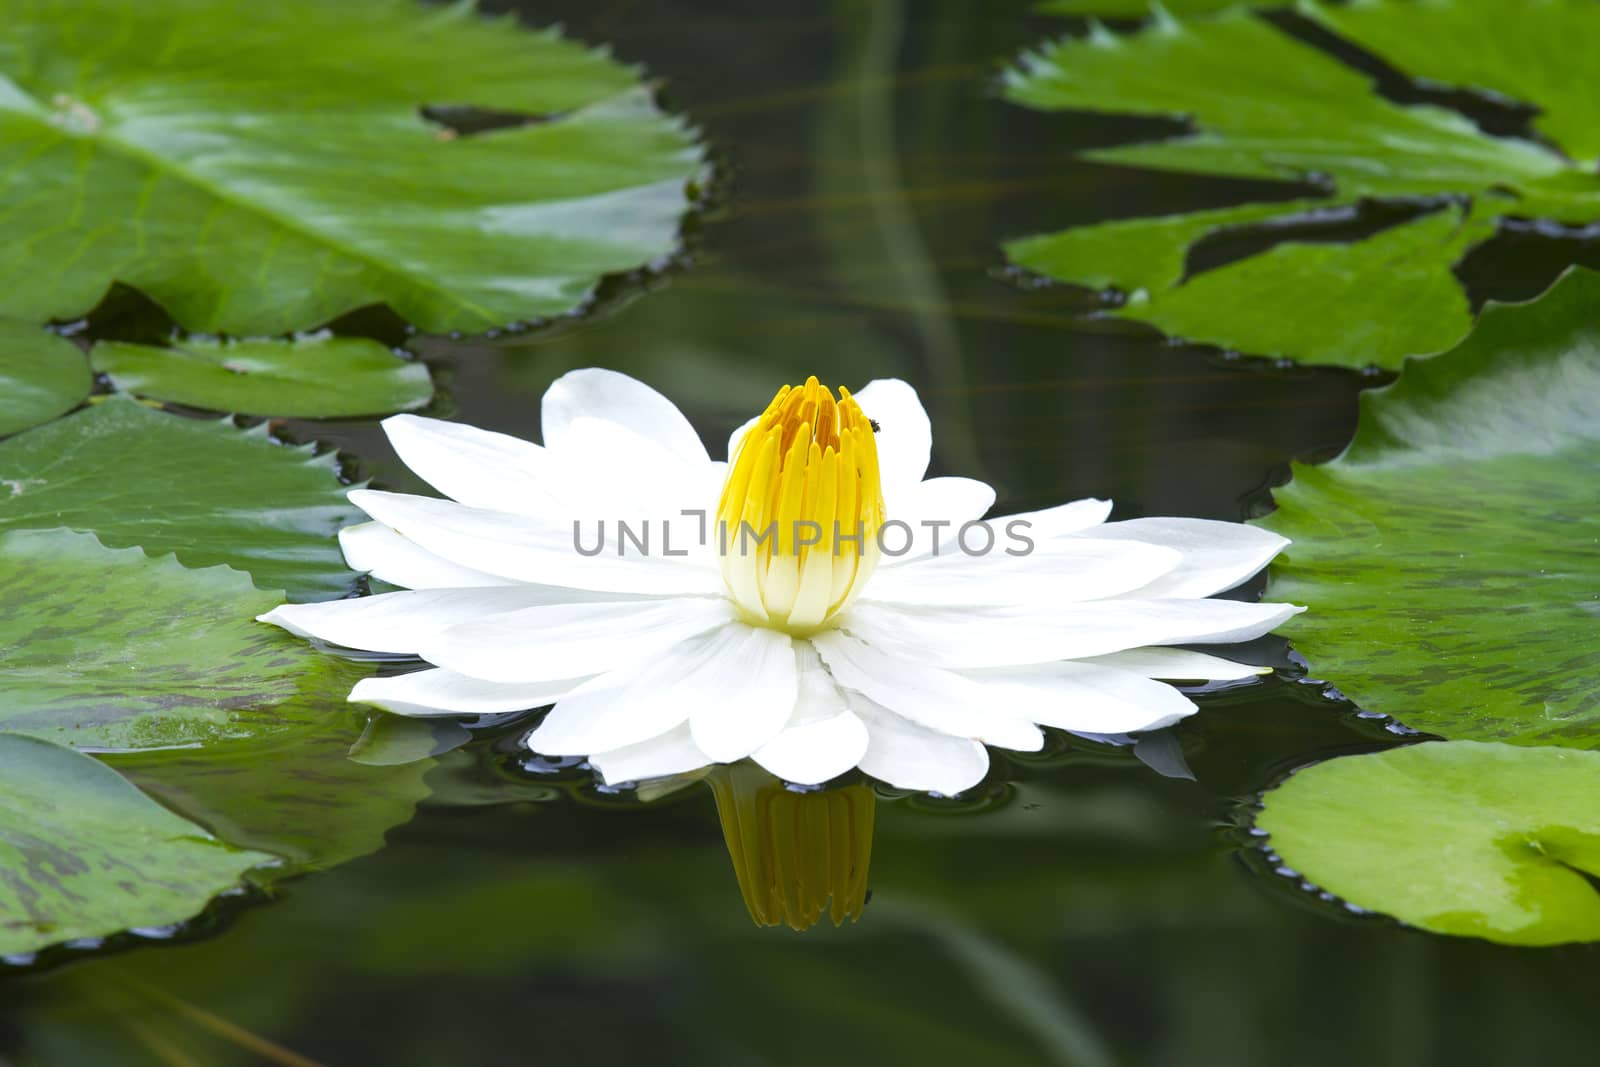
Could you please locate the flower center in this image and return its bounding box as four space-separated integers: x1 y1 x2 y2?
716 377 884 634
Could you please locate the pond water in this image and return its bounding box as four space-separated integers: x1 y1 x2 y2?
5 1 1599 1064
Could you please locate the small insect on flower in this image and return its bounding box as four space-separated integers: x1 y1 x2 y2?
261 370 1299 795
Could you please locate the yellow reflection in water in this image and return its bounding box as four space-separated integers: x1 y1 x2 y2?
707 764 875 932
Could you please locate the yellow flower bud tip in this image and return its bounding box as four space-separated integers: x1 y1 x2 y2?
716 377 885 635
708 764 876 932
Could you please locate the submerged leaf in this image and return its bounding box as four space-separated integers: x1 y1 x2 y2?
1257 267 1600 745
0 320 90 436
92 334 433 418
0 0 703 334
1004 1 1600 368
0 396 360 600
0 732 273 956
111 714 437 875
1255 741 1600 946
0 528 365 751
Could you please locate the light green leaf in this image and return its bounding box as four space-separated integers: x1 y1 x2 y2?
0 528 365 751
1257 267 1600 745
1309 0 1600 167
0 0 703 334
1037 0 1273 13
1119 206 1487 366
1255 741 1600 946
1003 0 1600 368
92 334 432 418
0 319 89 436
0 396 360 601
0 731 273 956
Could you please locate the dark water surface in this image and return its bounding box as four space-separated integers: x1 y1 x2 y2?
7 2 1600 1064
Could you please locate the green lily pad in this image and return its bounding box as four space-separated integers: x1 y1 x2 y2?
1257 267 1600 746
112 713 438 874
0 527 367 751
0 0 702 334
1003 1 1600 368
1037 0 1272 12
92 334 432 418
0 396 360 601
0 320 90 436
1255 741 1600 946
0 731 273 957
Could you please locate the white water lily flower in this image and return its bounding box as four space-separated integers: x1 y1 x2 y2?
261 370 1301 794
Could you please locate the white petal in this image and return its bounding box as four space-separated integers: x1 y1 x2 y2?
687 626 800 763
852 378 931 510
1084 518 1289 599
1082 647 1269 681
751 647 868 784
541 368 709 465
862 537 1181 607
339 523 507 589
258 587 579 655
849 695 989 794
1000 498 1112 538
877 476 996 563
349 489 722 594
556 415 725 531
587 723 715 785
527 623 796 760
959 662 1198 734
422 596 734 684
350 669 588 716
811 632 1043 751
840 598 1303 668
381 414 567 515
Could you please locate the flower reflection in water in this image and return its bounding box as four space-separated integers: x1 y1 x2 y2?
705 763 876 932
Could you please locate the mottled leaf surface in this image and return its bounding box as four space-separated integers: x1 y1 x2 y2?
1256 741 1600 946
0 320 89 436
92 334 432 418
113 714 437 874
0 732 272 956
0 528 366 750
1004 1 1600 368
1258 268 1600 745
0 397 360 600
0 0 702 334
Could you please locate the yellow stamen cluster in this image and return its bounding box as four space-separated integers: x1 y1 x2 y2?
717 378 885 634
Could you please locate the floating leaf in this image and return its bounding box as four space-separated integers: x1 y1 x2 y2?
1038 0 1272 12
0 528 366 751
112 714 437 874
1255 741 1600 946
1003 1 1600 368
0 732 273 957
92 334 432 418
1257 268 1600 745
0 0 703 334
0 320 89 436
0 396 360 600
